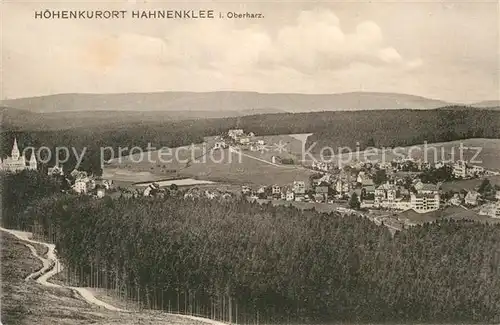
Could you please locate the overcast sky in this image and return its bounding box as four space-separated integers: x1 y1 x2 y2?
1 0 499 102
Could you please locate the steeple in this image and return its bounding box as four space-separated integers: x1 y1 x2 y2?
29 152 37 170
11 138 20 161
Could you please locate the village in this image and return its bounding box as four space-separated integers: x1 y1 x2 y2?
207 129 500 220
240 154 500 220
3 134 500 224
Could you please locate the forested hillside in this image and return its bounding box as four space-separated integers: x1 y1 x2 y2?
304 108 500 150
2 107 499 176
1 91 450 114
2 172 500 324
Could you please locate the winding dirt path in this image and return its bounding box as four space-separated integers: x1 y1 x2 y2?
1 227 228 324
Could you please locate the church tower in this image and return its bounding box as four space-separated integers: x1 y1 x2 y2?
29 152 38 170
11 138 20 161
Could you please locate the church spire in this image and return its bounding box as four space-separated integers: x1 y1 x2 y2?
11 137 20 160
29 151 37 170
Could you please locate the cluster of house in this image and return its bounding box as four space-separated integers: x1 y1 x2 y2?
311 156 494 180
117 183 234 201
213 129 269 153
1 138 115 199
452 160 487 179
243 153 500 216
47 165 113 198
0 138 38 173
479 194 500 218
371 180 441 213
134 182 175 198
70 170 113 198
310 156 432 174
243 174 443 214
452 190 500 219
183 187 233 200
242 181 311 202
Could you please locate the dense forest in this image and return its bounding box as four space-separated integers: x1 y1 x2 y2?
2 172 500 323
1 107 499 175
305 108 500 150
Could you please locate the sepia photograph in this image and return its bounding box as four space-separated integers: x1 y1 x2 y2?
1 0 499 324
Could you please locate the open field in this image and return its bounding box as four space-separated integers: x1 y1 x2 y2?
399 206 500 225
103 136 499 187
254 133 306 155
134 178 216 187
441 175 500 192
105 140 314 186
102 169 166 183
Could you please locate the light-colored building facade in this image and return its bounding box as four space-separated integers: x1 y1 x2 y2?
97 188 106 198
293 181 306 195
410 182 440 213
0 138 37 173
272 185 281 195
335 179 350 195
449 193 462 206
374 183 398 207
452 160 485 179
452 160 467 178
464 191 480 206
213 140 227 149
410 193 440 212
479 202 500 219
48 165 64 176
73 179 88 194
228 129 244 139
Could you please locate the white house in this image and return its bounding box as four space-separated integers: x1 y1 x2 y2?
335 179 351 195
101 179 113 190
360 200 375 209
449 193 462 206
394 198 412 211
435 161 445 169
410 193 440 212
464 191 480 206
374 182 397 207
452 160 468 178
479 202 500 219
239 137 250 145
72 179 88 194
293 181 306 195
409 182 440 213
48 165 64 176
228 129 244 139
213 140 227 150
468 165 485 177
97 188 106 198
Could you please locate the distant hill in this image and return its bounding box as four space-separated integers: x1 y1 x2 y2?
471 100 500 109
0 106 285 131
1 91 452 114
